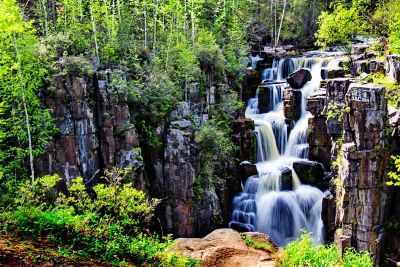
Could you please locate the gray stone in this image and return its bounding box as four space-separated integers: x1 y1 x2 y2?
286 68 312 89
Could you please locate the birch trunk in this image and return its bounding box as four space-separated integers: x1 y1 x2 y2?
276 0 287 46
13 37 35 184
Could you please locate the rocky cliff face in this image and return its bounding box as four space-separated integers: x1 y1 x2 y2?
37 67 243 238
36 70 144 187
335 83 389 265
306 78 392 265
151 103 224 237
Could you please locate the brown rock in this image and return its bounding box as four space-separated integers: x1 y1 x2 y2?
172 229 278 267
284 88 302 121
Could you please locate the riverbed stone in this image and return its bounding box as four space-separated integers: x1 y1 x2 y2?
286 68 312 89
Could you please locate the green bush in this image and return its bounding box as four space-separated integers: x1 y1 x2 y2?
387 155 400 186
278 232 373 267
1 171 198 266
315 5 361 47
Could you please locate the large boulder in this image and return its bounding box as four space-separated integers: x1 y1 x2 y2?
172 229 278 267
293 160 327 190
286 68 312 89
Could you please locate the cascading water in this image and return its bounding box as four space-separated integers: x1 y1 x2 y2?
230 56 334 246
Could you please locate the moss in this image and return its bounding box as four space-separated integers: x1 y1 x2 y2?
241 235 274 252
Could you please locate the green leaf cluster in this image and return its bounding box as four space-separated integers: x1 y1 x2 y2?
278 232 373 267
1 170 199 266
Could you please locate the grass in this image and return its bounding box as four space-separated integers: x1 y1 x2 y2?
241 234 275 252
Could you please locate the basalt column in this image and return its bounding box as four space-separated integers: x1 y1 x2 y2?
335 83 390 266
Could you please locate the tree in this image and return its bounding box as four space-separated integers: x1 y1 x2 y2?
0 0 55 183
315 5 361 47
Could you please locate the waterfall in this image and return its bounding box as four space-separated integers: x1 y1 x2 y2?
230 56 333 246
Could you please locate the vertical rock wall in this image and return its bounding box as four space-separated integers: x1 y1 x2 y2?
335 83 389 265
306 79 392 265
36 70 143 187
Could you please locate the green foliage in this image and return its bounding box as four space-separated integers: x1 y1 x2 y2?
195 119 236 179
387 155 400 186
364 73 400 108
241 235 274 252
133 70 181 126
327 102 345 122
0 0 57 181
315 5 361 47
278 232 373 267
373 0 400 53
195 30 226 84
1 170 198 266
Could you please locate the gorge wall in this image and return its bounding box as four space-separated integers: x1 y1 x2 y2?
35 63 250 238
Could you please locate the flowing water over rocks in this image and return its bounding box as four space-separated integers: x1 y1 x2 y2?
230 56 339 246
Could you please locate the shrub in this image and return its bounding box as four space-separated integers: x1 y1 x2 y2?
278 232 373 267
1 170 198 266
315 5 361 47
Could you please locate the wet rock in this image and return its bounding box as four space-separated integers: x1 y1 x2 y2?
343 83 386 150
229 222 255 232
326 78 352 103
306 92 326 116
292 160 327 190
172 229 277 267
243 70 261 102
322 193 336 243
238 162 258 181
286 68 312 89
325 78 353 137
231 113 256 162
321 68 346 80
326 118 343 136
306 91 332 168
280 167 293 191
385 55 400 83
258 85 272 113
308 116 332 168
284 88 302 121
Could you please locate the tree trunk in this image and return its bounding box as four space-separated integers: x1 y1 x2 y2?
276 0 287 46
89 4 100 62
13 37 35 184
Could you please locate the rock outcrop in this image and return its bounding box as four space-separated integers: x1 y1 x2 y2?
36 70 143 187
292 160 328 190
284 88 302 121
306 91 331 167
335 83 389 265
150 103 225 237
172 229 278 267
386 55 400 83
